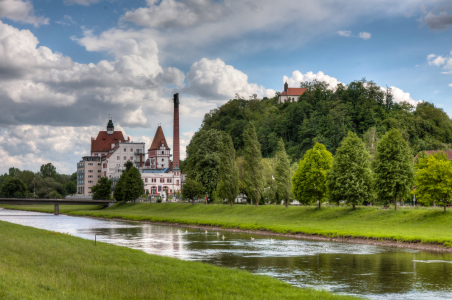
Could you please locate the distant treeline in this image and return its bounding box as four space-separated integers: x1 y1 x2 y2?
200 79 452 161
0 163 76 199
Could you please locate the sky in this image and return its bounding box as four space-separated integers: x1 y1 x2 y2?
0 0 451 175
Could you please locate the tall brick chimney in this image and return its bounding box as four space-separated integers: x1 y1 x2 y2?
173 93 180 169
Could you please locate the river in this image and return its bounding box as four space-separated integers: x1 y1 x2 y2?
0 208 451 299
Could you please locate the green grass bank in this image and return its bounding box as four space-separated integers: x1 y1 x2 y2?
7 203 452 248
0 219 357 300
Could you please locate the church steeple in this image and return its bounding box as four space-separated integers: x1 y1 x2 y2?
106 118 114 134
284 81 288 93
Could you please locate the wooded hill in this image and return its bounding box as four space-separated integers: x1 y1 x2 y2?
200 79 452 161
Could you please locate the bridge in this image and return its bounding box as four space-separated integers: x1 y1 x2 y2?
0 198 115 215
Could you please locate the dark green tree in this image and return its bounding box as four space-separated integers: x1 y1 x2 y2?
292 142 333 208
48 190 62 199
327 132 373 209
91 177 113 200
373 129 414 210
124 161 134 172
113 172 127 201
185 129 222 202
275 139 291 207
243 122 264 206
8 167 20 177
182 178 204 204
1 178 28 198
218 133 240 206
65 181 77 195
123 167 144 203
39 163 57 179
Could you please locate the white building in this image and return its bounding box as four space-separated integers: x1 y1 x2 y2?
278 82 307 103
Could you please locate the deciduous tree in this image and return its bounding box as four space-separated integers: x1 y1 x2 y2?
292 142 333 208
218 133 240 206
243 122 264 206
91 177 113 200
415 151 452 212
185 129 222 202
39 163 57 179
1 178 27 198
123 167 144 203
275 139 291 207
373 129 414 210
327 132 373 209
182 178 204 204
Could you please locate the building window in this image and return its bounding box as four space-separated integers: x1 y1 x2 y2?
145 178 148 183
160 178 164 183
130 156 133 160
103 163 107 168
98 163 101 166
88 163 93 166
98 176 101 178
88 175 93 178
131 148 133 152
168 178 172 183
152 178 156 183
88 187 92 189
88 181 93 183
162 151 164 154
124 148 126 152
98 170 101 173
161 159 164 162
88 170 93 173
177 180 179 185
124 156 126 160
117 156 120 160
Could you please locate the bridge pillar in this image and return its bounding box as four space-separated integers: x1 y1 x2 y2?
54 204 59 215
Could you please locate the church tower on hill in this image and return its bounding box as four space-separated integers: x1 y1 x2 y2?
147 126 171 169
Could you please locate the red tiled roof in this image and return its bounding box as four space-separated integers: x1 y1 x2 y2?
280 88 307 96
91 131 126 153
414 150 452 160
148 126 170 151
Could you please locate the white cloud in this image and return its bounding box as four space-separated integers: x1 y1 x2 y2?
449 83 452 87
121 0 229 29
337 30 351 37
283 70 342 89
359 32 371 39
64 0 102 6
385 86 422 107
56 15 76 26
424 11 452 30
0 125 99 174
0 0 49 27
427 52 452 74
186 58 275 99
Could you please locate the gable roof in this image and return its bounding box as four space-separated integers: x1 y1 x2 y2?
280 88 307 97
91 131 126 153
149 126 170 151
414 150 452 160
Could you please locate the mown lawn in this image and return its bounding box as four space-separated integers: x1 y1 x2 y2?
0 220 358 300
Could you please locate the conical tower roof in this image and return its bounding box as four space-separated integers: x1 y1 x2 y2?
148 126 170 151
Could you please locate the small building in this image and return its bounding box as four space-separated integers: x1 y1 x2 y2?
76 156 102 196
278 82 307 103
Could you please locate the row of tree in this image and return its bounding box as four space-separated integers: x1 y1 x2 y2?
184 121 452 212
0 163 77 199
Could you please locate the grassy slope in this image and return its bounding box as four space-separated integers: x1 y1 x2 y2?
0 220 356 300
6 203 452 246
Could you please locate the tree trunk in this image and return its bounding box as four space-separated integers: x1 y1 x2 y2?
285 198 288 208
394 195 397 211
255 191 259 207
445 205 446 213
353 203 355 210
318 198 321 209
230 199 233 206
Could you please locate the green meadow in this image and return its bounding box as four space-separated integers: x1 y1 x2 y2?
7 203 452 247
0 220 357 300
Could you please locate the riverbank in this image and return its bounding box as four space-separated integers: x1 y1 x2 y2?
0 217 357 300
6 203 452 251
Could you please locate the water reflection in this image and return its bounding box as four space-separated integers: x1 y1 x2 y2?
0 208 451 299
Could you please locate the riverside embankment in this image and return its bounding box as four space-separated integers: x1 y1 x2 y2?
6 203 452 251
0 216 357 300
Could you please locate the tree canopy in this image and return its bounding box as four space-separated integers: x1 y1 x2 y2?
92 177 113 200
218 133 240 206
200 79 452 162
292 142 333 208
373 129 414 210
242 122 264 206
327 131 373 209
275 139 291 207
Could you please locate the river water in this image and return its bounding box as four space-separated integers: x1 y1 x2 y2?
1 208 451 299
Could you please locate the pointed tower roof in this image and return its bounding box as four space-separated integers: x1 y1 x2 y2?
148 126 170 151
